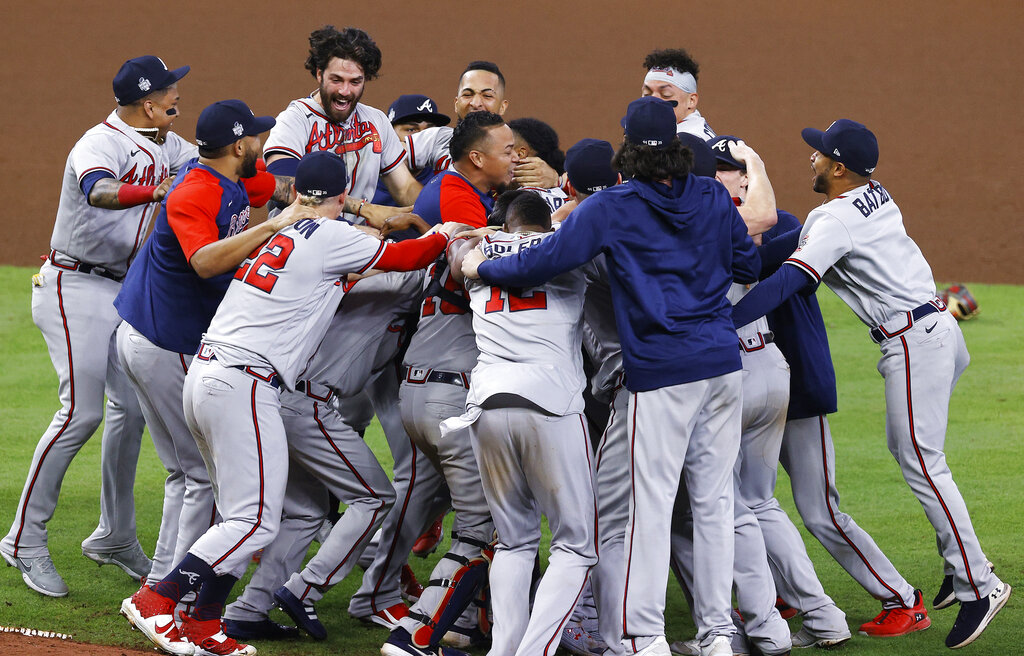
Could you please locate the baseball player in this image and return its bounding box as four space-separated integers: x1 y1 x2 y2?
641 49 716 141
404 61 559 191
220 268 423 642
507 118 570 213
2 55 195 597
730 119 1010 650
710 135 926 646
263 25 422 227
113 99 299 592
464 97 760 656
347 112 518 633
373 94 452 208
118 150 464 656
445 191 597 656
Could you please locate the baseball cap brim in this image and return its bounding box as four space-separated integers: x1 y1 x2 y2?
393 111 451 127
246 115 276 136
801 127 827 153
164 65 191 88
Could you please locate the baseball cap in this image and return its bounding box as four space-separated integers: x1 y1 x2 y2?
565 139 617 194
801 119 878 177
387 94 451 127
295 151 349 198
195 100 276 149
621 96 678 149
708 135 746 171
678 133 716 178
113 56 190 105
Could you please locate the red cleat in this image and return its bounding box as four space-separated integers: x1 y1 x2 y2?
359 602 410 630
179 613 256 655
859 589 931 637
412 518 444 558
401 564 424 603
119 586 194 655
776 596 798 620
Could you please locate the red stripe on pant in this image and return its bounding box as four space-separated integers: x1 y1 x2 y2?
899 335 979 599
212 381 266 568
621 395 639 643
369 437 419 612
816 414 905 604
13 272 75 556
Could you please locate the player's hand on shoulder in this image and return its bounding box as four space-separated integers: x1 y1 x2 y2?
460 249 486 280
513 156 559 189
362 202 413 229
437 221 478 239
268 201 319 233
153 177 174 202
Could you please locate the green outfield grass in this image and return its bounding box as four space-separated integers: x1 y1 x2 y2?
0 264 1020 655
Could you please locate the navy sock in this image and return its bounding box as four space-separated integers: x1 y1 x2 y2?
192 573 239 621
150 553 215 603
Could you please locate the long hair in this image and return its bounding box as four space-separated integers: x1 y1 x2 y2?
612 139 693 182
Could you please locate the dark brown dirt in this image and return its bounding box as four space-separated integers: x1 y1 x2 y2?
0 630 150 655
1 1 1021 283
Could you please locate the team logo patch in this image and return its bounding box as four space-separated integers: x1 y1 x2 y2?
232 122 244 137
138 77 151 92
833 148 841 157
651 66 674 76
712 140 728 152
796 234 810 251
416 99 434 112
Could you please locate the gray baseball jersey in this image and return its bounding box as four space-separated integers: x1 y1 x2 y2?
784 181 999 603
403 262 479 374
522 186 570 215
201 218 388 390
675 110 716 142
263 96 407 222
404 126 453 176
52 110 195 275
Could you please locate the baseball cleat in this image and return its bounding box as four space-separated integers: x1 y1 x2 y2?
629 635 672 655
668 638 700 656
790 626 851 649
1 549 69 598
412 518 444 557
83 542 152 581
381 627 468 656
858 589 930 637
400 564 424 603
223 617 299 641
441 625 489 649
775 597 798 621
560 616 607 655
273 586 327 640
933 560 994 610
355 602 411 630
179 613 256 656
120 586 195 655
944 581 1010 649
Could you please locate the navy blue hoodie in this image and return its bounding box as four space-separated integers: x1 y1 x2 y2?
478 174 759 392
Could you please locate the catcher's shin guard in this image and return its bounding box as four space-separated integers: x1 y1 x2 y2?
409 552 489 648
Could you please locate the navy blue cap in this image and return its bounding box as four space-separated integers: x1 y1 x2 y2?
195 100 276 149
295 151 349 198
801 119 878 177
387 94 451 127
565 138 617 194
677 133 716 178
621 97 677 149
113 56 189 105
708 135 746 171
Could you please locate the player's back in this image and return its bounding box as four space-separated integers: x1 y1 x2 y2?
466 230 586 416
794 181 936 326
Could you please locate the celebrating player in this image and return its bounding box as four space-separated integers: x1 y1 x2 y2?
641 48 716 141
730 119 1011 650
2 55 195 596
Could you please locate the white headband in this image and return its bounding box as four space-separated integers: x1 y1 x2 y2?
644 67 697 94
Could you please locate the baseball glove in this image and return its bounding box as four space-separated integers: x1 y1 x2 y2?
939 283 980 321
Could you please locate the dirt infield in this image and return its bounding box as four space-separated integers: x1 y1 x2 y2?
0 630 147 655
1 1 1022 282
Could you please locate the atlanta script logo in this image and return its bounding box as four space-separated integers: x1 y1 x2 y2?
305 119 383 155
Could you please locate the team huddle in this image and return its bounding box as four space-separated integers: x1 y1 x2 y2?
1 24 1011 656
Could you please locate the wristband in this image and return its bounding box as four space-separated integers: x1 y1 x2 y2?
356 198 367 218
117 183 158 207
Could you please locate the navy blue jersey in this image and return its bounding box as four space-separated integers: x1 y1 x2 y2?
763 210 839 418
479 175 758 392
413 170 493 228
115 159 274 354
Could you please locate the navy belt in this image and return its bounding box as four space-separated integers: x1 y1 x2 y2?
870 301 944 343
48 250 124 282
405 366 470 388
196 347 280 389
294 379 332 401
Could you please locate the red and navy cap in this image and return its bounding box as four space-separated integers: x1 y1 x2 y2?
621 97 678 149
387 94 451 127
801 119 878 177
295 151 348 198
195 100 276 149
113 56 189 105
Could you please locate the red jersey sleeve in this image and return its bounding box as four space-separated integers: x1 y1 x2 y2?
166 175 222 262
373 233 449 271
439 177 488 227
241 170 276 208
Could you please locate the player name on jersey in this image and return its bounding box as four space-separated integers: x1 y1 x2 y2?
849 182 891 218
